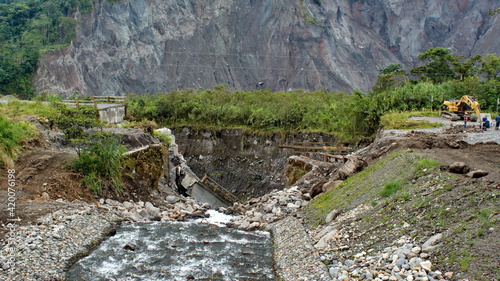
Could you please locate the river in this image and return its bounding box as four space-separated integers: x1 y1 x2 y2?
67 211 275 280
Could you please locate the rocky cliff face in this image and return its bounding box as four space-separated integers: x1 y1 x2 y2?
34 0 500 96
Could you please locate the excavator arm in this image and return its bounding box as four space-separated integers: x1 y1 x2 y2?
442 95 480 122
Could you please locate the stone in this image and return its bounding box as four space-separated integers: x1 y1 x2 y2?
105 198 121 206
329 267 339 278
40 192 50 201
338 275 349 281
448 162 469 174
466 170 489 178
322 180 344 192
337 156 367 180
123 201 135 208
422 233 443 252
345 259 355 267
122 210 142 221
325 209 341 224
315 229 339 248
123 243 137 251
165 195 179 204
301 193 312 200
420 261 432 272
406 251 417 259
144 202 161 219
396 258 407 267
411 246 421 254
249 212 263 223
409 258 423 270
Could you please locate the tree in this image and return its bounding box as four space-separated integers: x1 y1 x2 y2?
372 64 407 93
410 47 459 83
452 55 482 81
480 54 500 81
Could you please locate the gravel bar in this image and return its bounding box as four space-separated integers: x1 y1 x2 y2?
270 216 331 281
0 202 120 281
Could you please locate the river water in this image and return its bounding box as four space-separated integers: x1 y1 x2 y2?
67 212 275 280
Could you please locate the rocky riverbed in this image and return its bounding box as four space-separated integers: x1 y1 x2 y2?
0 183 455 281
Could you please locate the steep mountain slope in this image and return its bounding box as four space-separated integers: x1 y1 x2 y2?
34 0 500 96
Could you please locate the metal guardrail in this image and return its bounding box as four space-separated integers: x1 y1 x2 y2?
279 142 352 163
200 175 239 204
62 96 127 108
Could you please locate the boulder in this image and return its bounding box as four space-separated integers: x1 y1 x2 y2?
336 156 367 180
448 162 470 174
325 209 341 224
466 170 489 178
323 180 344 193
144 202 161 220
422 233 443 252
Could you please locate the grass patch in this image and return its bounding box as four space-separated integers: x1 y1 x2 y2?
302 150 418 226
380 111 442 130
417 158 440 169
395 192 411 201
379 181 403 197
0 101 58 121
458 253 475 271
0 115 38 168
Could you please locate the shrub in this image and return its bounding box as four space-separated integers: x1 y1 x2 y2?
52 103 101 140
0 116 37 168
153 130 172 146
72 133 126 194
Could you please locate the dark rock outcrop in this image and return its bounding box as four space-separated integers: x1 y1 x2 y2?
34 0 500 96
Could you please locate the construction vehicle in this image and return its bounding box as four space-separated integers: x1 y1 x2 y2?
441 95 480 122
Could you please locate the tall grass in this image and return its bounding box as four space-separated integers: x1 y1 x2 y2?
0 116 37 168
379 181 403 197
72 134 126 194
0 101 58 121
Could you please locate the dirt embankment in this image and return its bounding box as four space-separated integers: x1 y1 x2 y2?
0 126 169 240
297 124 500 280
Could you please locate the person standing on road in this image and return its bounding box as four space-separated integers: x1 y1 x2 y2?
464 114 469 128
482 116 489 131
496 114 500 130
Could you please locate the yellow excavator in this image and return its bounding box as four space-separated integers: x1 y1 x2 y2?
441 95 480 122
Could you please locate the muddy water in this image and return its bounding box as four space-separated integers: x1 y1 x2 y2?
67 219 275 280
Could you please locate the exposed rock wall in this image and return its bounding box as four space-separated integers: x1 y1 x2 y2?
34 0 500 96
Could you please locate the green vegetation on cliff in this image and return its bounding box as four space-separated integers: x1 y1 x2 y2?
0 0 91 98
